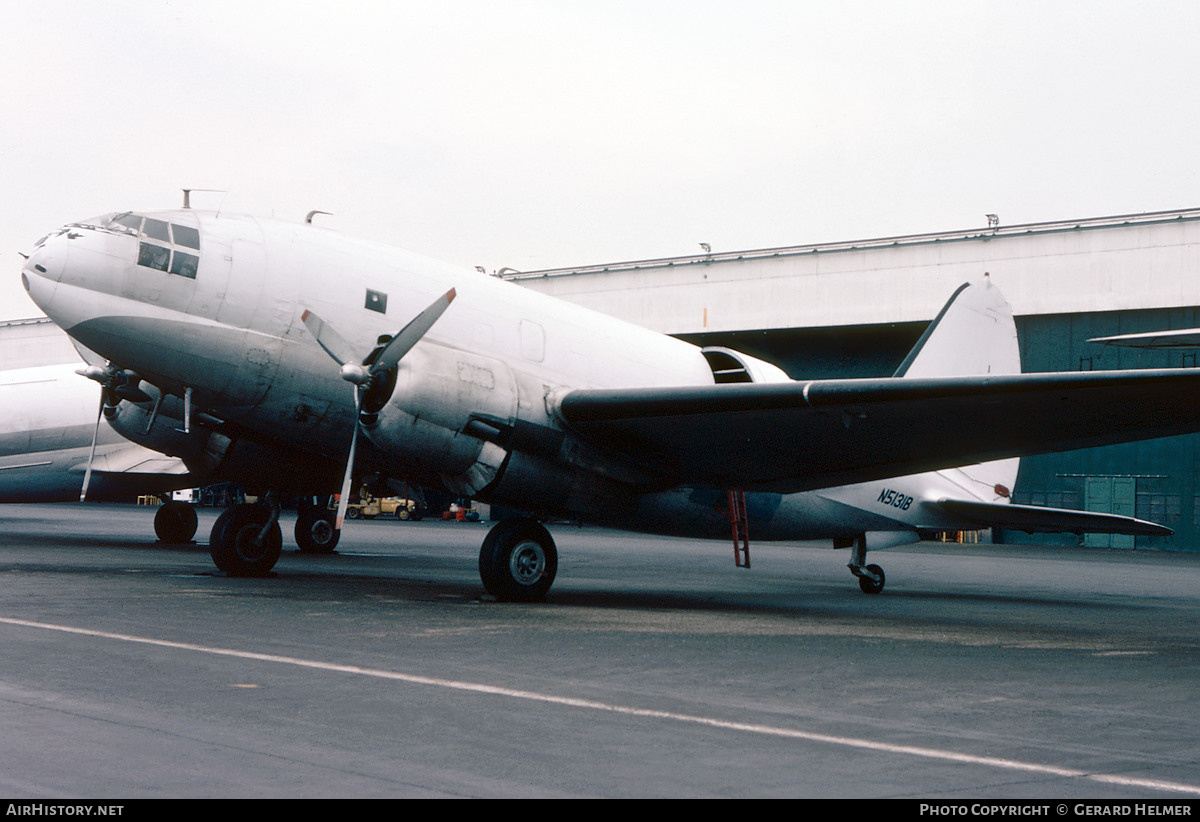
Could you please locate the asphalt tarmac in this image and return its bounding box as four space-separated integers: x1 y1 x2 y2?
1 502 1198 799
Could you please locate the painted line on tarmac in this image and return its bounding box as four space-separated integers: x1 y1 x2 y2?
4 615 1198 796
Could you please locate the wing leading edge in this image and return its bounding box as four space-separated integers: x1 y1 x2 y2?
555 369 1200 494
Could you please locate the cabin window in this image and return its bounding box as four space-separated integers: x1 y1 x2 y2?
519 320 545 362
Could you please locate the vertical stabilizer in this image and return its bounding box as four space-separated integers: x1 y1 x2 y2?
893 277 1021 379
898 278 1021 502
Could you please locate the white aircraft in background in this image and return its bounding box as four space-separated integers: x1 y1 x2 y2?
0 360 197 540
20 205 1200 599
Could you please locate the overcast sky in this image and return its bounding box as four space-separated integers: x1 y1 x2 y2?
5 1 1200 320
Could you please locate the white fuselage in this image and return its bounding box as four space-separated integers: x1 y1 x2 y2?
22 210 1008 541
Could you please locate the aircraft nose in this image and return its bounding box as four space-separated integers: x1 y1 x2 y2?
21 228 71 311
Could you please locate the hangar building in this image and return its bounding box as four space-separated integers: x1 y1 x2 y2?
505 207 1200 551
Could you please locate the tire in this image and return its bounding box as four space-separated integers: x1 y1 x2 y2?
858 563 885 595
479 518 557 602
345 507 361 519
209 504 282 576
396 507 411 521
154 499 198 543
295 510 340 554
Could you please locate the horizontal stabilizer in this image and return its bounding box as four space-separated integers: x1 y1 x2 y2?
935 499 1171 536
1090 329 1200 350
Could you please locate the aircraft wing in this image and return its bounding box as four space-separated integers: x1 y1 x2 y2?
556 369 1200 494
934 499 1171 536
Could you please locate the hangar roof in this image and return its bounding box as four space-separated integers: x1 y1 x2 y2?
506 208 1200 334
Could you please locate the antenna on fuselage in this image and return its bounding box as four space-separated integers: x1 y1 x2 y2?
181 188 225 209
306 210 333 224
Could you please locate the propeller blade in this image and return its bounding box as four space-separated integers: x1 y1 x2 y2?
301 309 359 366
370 288 456 374
79 396 104 502
334 387 361 530
308 289 456 531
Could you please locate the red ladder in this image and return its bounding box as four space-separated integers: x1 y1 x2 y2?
727 489 750 568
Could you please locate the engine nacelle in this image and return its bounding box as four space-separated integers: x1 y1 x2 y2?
360 345 520 495
106 383 343 494
700 346 791 384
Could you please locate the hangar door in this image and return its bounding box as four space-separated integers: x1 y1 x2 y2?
1084 477 1136 549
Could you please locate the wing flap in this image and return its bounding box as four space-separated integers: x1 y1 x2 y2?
556 369 1200 493
935 499 1171 536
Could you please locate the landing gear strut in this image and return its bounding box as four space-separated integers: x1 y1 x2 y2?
210 495 283 576
154 498 198 543
479 517 558 602
848 534 885 595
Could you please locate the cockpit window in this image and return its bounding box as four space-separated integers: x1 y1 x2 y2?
111 213 143 231
137 242 171 272
172 224 200 249
169 251 199 278
117 213 201 280
143 218 171 243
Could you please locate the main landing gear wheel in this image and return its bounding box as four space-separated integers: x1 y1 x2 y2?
154 499 198 543
479 517 557 602
295 510 339 554
210 503 282 577
295 498 339 554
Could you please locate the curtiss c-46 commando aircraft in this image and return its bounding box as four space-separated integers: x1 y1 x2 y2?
20 203 1200 599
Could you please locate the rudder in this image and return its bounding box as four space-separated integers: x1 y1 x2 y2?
898 277 1021 502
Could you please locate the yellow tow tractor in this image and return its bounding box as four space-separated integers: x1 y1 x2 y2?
336 489 425 521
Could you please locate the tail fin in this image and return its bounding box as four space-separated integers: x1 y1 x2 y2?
893 276 1021 379
898 277 1021 502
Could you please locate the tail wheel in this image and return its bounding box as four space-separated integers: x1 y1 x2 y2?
858 563 885 595
479 518 557 602
210 504 282 576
